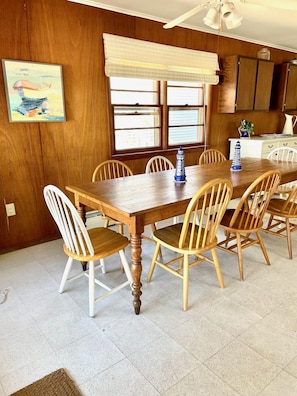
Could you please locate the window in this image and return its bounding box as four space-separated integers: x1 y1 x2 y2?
167 81 205 147
109 77 207 155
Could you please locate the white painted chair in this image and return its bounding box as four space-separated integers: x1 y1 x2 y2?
43 185 132 317
267 147 297 197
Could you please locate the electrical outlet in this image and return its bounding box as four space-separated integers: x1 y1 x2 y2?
5 203 16 217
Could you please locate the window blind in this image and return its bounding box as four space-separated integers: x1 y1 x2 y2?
103 33 219 84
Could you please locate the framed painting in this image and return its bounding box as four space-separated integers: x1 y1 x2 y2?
2 59 66 122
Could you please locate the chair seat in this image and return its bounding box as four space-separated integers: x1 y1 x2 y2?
266 198 297 217
276 183 297 195
64 227 129 261
220 209 264 233
154 223 216 253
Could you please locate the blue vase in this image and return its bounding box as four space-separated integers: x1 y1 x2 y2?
238 127 250 139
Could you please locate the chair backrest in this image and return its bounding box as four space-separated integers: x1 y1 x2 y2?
267 147 297 192
44 185 94 257
229 170 281 230
267 147 297 162
179 178 233 250
92 160 133 182
145 156 174 173
199 149 227 165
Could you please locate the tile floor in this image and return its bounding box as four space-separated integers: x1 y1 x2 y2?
0 214 297 395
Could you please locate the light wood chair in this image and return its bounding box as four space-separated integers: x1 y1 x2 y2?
92 160 133 234
147 178 233 311
145 155 175 173
217 170 281 281
199 149 227 165
145 155 176 229
43 185 132 317
267 147 297 197
262 185 297 259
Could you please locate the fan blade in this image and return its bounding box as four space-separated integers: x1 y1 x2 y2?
163 3 210 29
238 0 297 10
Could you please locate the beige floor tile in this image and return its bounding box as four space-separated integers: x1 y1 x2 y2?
128 335 199 393
162 363 240 396
258 370 297 395
205 340 280 395
80 359 160 396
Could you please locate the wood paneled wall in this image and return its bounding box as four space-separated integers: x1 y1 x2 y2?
0 0 295 252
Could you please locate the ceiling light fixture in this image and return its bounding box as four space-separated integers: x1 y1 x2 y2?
203 1 242 31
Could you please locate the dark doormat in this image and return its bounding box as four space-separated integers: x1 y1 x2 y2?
10 368 83 396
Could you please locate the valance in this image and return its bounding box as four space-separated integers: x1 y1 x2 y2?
103 33 219 84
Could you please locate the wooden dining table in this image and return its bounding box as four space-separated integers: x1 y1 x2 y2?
66 157 297 315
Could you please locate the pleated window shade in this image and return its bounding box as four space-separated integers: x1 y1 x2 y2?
103 33 220 84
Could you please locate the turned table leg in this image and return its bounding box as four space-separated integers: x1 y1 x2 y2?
130 233 142 315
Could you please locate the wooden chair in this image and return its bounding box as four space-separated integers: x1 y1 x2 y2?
199 149 227 165
145 155 177 233
262 185 297 259
92 160 133 234
145 155 175 173
267 147 297 197
147 178 233 311
217 170 281 281
43 185 132 317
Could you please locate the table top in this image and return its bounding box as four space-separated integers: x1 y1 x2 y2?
66 158 297 225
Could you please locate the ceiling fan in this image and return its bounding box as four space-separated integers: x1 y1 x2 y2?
163 0 244 31
163 0 297 30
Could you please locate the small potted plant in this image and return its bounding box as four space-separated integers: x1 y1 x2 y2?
238 119 254 138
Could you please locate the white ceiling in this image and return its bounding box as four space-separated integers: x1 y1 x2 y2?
68 0 297 54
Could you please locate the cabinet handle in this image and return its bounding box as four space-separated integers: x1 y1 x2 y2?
282 143 288 146
268 144 273 148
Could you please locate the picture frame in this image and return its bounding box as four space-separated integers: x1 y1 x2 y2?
2 59 66 122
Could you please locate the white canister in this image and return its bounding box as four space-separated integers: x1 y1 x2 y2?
257 48 270 60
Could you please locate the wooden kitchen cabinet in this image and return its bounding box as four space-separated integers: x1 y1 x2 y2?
272 63 297 111
218 55 274 113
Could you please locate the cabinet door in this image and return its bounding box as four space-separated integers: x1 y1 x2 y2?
236 57 257 111
254 60 274 111
285 64 297 110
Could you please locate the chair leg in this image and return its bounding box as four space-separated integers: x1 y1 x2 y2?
212 248 224 288
118 250 133 283
236 233 244 281
286 219 293 259
100 259 106 273
88 260 95 317
183 255 189 311
257 231 270 265
118 223 124 235
266 213 274 229
59 257 73 293
147 242 161 282
150 223 162 259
